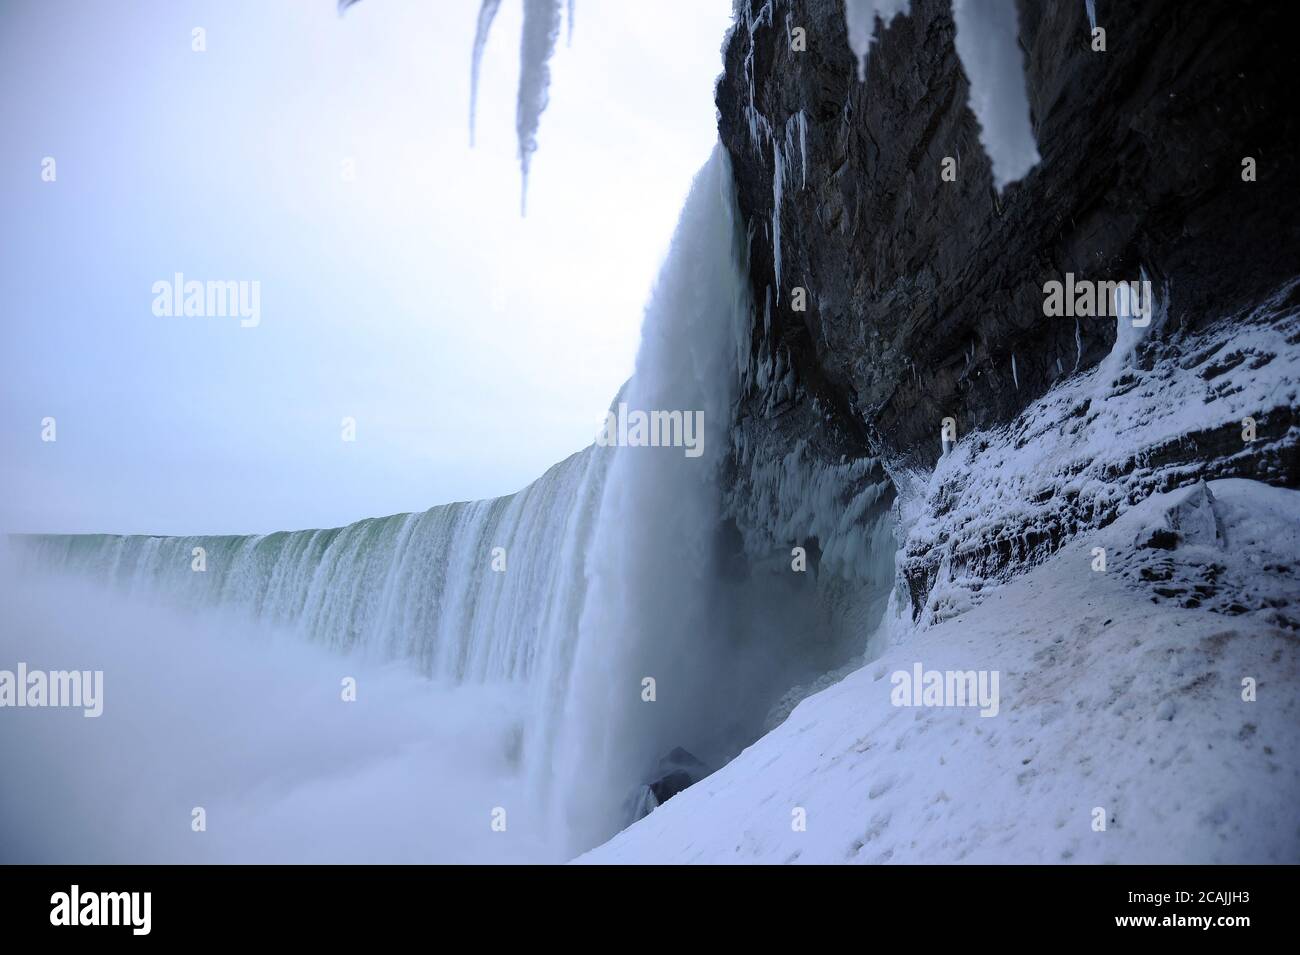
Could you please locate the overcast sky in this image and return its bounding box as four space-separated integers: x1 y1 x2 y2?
0 0 734 535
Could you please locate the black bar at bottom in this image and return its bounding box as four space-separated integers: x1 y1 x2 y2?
0 864 1289 941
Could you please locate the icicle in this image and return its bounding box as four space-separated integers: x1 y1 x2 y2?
469 0 502 149
1011 353 1019 389
1085 0 1096 32
783 113 808 192
797 111 808 190
742 2 777 155
772 140 784 302
567 0 575 46
842 0 911 82
949 0 1040 192
746 63 757 146
516 0 564 215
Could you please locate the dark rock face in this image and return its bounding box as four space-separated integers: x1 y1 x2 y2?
720 0 1299 465
717 0 1299 612
649 747 708 803
628 747 711 820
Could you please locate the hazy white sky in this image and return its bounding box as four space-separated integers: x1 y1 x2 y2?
0 0 734 535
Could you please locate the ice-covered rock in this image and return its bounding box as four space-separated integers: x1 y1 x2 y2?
901 281 1299 624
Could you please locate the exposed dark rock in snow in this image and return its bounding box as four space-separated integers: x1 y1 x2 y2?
649 746 709 803
717 0 1300 614
1120 480 1299 629
629 747 712 820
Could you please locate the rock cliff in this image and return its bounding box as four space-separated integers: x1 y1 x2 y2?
716 0 1299 615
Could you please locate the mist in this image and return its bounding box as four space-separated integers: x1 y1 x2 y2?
0 552 554 864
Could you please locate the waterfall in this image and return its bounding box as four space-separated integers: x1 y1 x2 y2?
13 144 891 858
550 142 754 852
20 445 607 686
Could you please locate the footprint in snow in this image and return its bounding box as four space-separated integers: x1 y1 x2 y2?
868 776 896 799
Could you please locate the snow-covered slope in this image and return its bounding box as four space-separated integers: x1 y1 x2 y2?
579 478 1300 864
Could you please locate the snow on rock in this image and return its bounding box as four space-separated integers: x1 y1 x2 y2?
901 278 1300 627
579 478 1300 864
842 0 911 82
838 1 1039 188
949 0 1041 191
1112 479 1300 627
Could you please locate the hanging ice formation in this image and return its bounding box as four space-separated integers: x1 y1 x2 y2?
469 0 503 148
468 0 569 215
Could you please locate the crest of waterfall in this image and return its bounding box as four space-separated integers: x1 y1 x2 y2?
20 445 610 687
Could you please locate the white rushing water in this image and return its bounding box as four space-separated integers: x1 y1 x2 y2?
9 144 892 860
